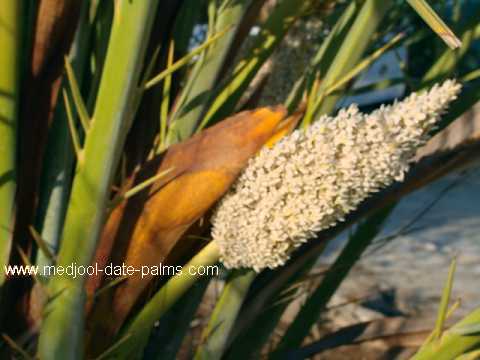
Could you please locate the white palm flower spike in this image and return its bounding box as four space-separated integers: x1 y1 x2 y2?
211 80 461 271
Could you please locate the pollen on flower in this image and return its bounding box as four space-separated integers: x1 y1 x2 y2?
211 80 461 271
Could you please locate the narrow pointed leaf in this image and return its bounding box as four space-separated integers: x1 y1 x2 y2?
407 0 461 49
422 12 480 84
322 32 404 98
286 0 358 112
110 167 175 208
412 308 480 360
145 27 232 90
167 0 252 143
199 0 312 129
64 57 90 131
308 32 405 121
29 226 56 264
2 334 34 360
159 42 174 150
62 89 82 159
433 257 457 340
313 0 392 117
139 46 160 90
16 246 46 286
451 323 480 336
94 334 132 360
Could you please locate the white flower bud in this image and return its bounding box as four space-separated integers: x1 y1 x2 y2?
212 80 461 271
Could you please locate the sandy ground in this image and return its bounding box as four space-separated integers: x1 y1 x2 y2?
323 166 480 320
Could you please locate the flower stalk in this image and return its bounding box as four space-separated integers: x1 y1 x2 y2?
194 270 256 360
113 242 220 358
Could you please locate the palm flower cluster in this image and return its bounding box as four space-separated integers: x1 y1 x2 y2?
212 80 461 271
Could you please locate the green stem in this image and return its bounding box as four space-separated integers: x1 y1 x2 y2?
195 270 256 360
0 0 22 289
112 242 220 359
38 1 159 359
